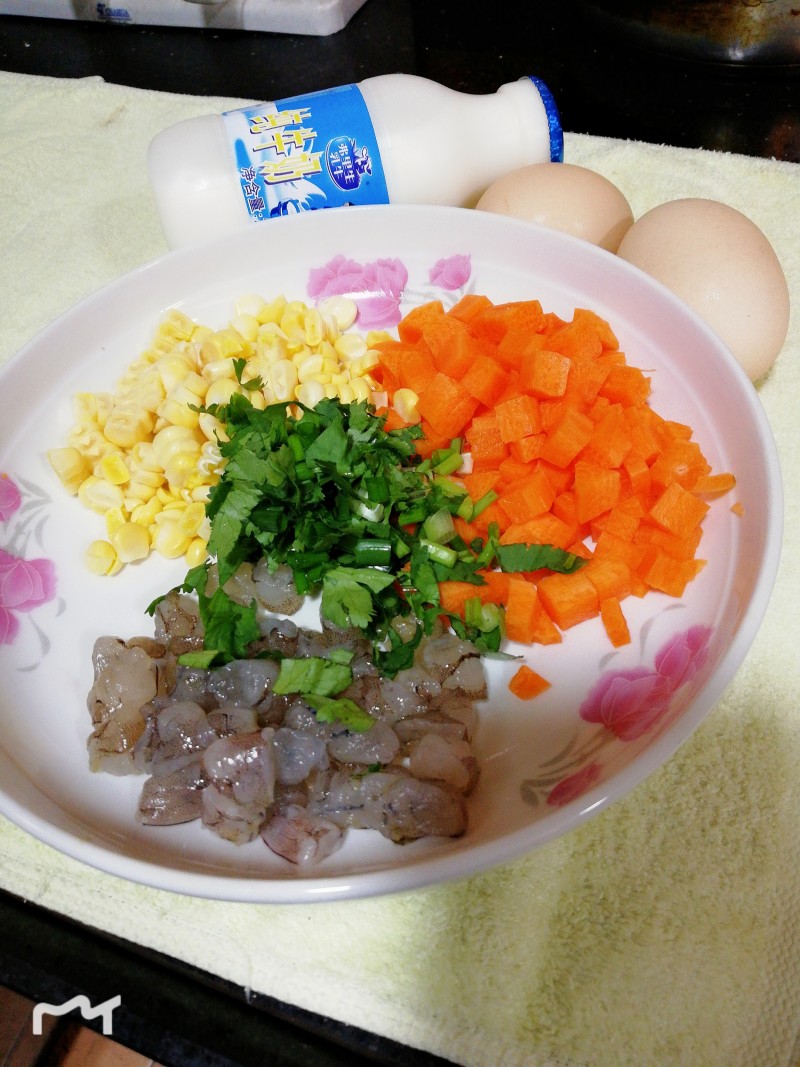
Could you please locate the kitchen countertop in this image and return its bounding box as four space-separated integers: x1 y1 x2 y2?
0 4 797 1066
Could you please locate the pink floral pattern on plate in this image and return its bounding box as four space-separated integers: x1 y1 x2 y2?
0 473 60 659
307 253 474 328
522 624 713 808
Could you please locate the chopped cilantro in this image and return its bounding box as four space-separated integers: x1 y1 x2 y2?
151 396 585 674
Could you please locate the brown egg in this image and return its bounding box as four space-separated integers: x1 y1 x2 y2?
616 198 790 381
475 162 634 252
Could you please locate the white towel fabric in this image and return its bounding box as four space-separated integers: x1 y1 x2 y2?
1 70 799 1067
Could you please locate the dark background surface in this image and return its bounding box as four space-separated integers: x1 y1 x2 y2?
0 3 797 1066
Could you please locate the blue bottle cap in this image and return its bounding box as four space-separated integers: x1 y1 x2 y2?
526 76 564 163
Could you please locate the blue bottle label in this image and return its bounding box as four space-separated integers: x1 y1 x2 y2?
222 84 389 222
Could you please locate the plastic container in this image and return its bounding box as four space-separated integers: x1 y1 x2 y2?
147 74 563 249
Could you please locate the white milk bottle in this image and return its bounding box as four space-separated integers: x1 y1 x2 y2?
147 74 563 249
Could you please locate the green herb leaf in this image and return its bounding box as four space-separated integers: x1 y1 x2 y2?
272 656 353 697
304 694 374 733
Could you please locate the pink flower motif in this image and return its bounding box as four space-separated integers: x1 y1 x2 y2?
655 624 711 688
428 254 472 290
307 255 409 328
0 549 57 615
0 606 19 645
580 625 714 743
0 476 22 521
580 666 673 742
546 762 603 807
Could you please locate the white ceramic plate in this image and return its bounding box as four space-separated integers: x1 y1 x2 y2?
0 204 782 903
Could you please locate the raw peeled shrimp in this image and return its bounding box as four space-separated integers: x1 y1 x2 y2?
87 585 487 865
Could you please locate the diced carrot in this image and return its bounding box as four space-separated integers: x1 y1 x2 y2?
499 513 577 550
498 457 534 485
447 292 494 324
508 664 552 700
573 461 622 523
600 597 631 648
731 501 745 517
649 438 712 491
582 558 632 603
509 433 545 464
600 364 651 407
622 451 652 497
519 347 572 399
413 419 453 459
581 403 632 468
425 319 486 380
638 549 706 598
505 578 545 645
545 315 604 361
537 571 600 630
460 353 509 407
496 393 542 443
573 307 619 350
693 472 737 496
648 480 710 539
397 300 444 344
462 469 502 502
540 406 595 468
465 410 509 469
498 468 557 524
593 530 648 570
633 523 703 561
417 373 480 439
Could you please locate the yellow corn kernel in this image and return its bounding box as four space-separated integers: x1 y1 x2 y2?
246 389 267 411
265 360 299 403
151 515 192 559
152 424 198 466
350 378 373 402
156 392 200 430
190 483 213 504
334 333 368 362
197 412 227 444
336 382 356 405
185 537 209 568
296 380 325 409
280 301 309 343
103 405 154 449
295 353 325 381
164 449 201 491
230 312 261 343
47 447 91 494
200 328 248 366
234 292 269 320
323 382 340 400
349 351 380 377
67 427 114 462
78 476 125 513
393 388 420 424
258 294 288 325
366 329 394 347
119 371 165 413
178 501 207 536
158 309 196 343
130 498 162 526
126 463 164 497
205 378 241 408
85 540 122 576
156 354 194 392
201 357 237 383
303 308 325 348
128 441 161 472
99 452 130 486
111 521 151 563
104 505 128 540
256 332 289 365
320 296 358 331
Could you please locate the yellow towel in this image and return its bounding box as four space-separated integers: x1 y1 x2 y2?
1 70 798 1067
